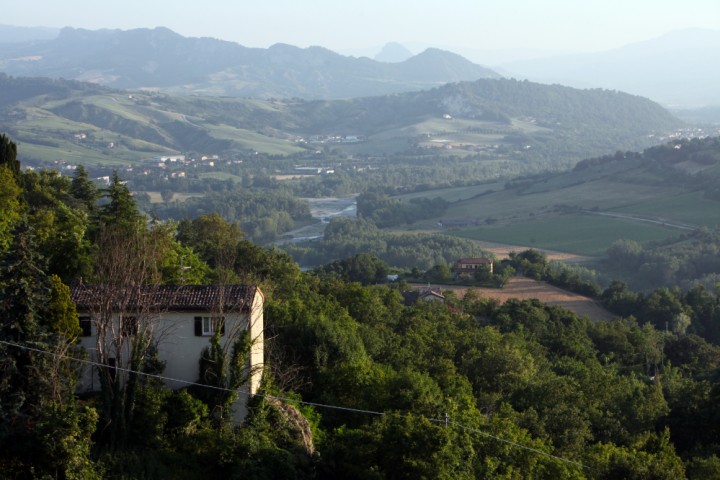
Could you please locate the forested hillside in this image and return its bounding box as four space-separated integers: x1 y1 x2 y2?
0 74 682 170
4 133 720 478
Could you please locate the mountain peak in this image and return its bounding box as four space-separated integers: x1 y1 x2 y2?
374 42 413 63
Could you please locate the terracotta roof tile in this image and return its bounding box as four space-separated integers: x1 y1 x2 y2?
70 285 259 312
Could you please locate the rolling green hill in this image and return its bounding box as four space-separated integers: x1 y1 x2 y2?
0 74 683 167
395 137 720 256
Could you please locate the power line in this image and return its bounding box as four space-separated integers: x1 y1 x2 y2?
0 338 592 472
433 419 592 472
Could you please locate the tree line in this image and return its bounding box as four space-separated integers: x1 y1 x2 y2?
5 132 720 478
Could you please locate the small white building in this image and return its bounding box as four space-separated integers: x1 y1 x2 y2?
71 284 264 422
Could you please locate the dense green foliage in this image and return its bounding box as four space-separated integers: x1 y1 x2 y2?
6 134 720 478
283 217 487 270
357 192 448 227
603 227 720 291
154 188 312 243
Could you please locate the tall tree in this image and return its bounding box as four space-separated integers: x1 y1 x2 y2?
0 224 99 478
0 223 52 424
0 165 22 252
0 133 19 179
70 165 100 214
98 171 142 231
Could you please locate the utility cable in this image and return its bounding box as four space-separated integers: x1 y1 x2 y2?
0 338 593 471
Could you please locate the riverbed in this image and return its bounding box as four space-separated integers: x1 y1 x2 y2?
277 196 357 243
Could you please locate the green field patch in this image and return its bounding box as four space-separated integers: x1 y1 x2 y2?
205 124 304 155
509 118 553 133
199 171 244 182
16 141 124 165
611 191 720 227
142 191 205 203
443 179 683 221
397 182 506 203
448 213 677 256
83 95 168 125
372 117 509 140
519 159 645 194
17 112 99 133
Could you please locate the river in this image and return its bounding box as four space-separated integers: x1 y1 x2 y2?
277 196 357 244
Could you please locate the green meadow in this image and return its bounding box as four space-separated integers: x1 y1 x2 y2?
393 163 719 256
449 213 678 256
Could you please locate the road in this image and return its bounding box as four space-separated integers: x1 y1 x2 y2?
582 210 697 231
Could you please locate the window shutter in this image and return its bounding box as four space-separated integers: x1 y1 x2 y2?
194 317 202 336
219 317 226 336
79 317 92 337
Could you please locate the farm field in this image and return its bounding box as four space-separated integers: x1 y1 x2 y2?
205 124 305 156
199 171 244 182
442 180 686 221
447 213 678 256
397 181 506 203
142 191 205 203
609 190 720 227
470 240 589 263
394 168 713 257
415 277 615 321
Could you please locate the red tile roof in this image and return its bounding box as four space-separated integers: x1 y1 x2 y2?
457 258 492 265
70 285 259 312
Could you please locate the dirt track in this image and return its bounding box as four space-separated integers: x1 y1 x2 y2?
471 240 590 263
414 277 614 321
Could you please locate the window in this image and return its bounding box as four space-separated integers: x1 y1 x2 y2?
79 316 92 337
121 316 138 337
194 316 225 336
107 357 117 381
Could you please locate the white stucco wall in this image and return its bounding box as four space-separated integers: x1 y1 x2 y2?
76 292 264 422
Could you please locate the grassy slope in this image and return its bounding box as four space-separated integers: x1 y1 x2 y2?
395 156 720 256
451 214 677 256
3 75 682 168
10 92 306 165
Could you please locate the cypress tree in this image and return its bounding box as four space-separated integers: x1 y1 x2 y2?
0 134 19 179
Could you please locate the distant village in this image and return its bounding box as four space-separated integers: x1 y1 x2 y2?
26 122 717 189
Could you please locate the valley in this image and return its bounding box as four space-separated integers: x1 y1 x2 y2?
3 16 720 479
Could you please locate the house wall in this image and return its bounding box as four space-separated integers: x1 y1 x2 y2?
248 289 264 396
76 295 264 423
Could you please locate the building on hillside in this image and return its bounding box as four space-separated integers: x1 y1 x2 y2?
152 155 186 163
452 257 494 277
403 286 445 306
70 284 264 423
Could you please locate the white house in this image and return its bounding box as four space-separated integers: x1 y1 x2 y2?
70 284 264 422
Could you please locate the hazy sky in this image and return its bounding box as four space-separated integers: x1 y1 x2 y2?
3 0 720 54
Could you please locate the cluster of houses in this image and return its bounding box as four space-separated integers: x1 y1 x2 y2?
301 134 364 145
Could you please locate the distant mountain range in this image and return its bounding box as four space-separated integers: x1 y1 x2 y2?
1 25 717 108
0 27 499 99
500 29 720 108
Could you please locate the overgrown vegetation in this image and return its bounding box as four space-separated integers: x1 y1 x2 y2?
4 121 720 477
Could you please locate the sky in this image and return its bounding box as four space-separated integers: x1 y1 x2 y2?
2 0 720 55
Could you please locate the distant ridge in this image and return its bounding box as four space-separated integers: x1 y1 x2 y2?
0 24 59 43
374 42 413 63
0 27 500 99
501 28 720 107
0 74 681 167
